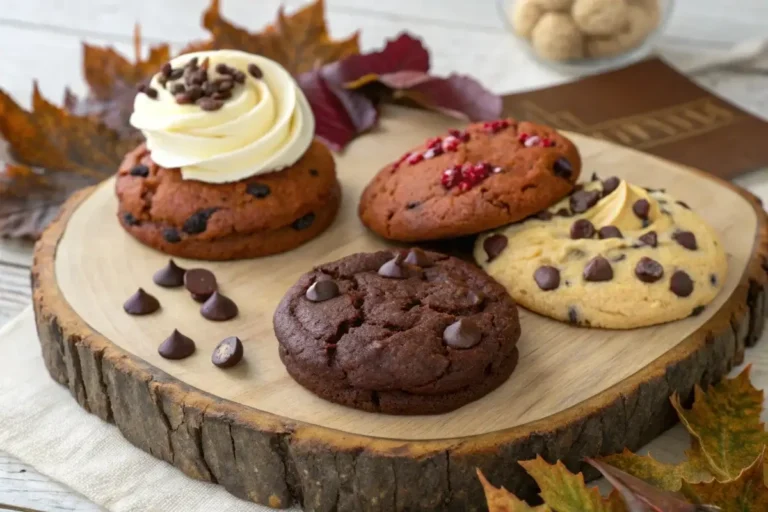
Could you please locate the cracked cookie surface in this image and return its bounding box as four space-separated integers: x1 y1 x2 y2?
475 176 728 329
274 249 521 415
115 141 340 260
358 119 581 242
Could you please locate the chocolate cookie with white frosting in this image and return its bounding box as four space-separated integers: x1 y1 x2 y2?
116 50 340 260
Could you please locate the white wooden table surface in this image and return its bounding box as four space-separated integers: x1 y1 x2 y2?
1 0 767 510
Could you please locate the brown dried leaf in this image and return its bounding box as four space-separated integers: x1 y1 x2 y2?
201 0 360 76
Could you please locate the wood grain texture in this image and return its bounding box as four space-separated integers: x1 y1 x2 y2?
30 114 768 509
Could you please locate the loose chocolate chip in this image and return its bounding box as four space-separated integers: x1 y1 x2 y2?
404 248 432 267
378 254 409 279
632 199 650 220
153 259 187 288
158 329 196 360
292 213 315 231
182 208 217 235
570 219 595 239
406 201 421 210
638 231 658 248
247 63 263 78
443 319 481 349
534 210 553 221
129 164 149 177
246 183 271 198
583 256 613 282
191 293 210 303
212 336 244 368
201 292 239 321
163 228 181 244
598 226 623 239
676 200 690 210
710 274 718 286
123 288 160 315
602 176 620 196
670 270 694 297
691 305 706 317
198 97 224 111
555 208 573 218
483 234 507 262
635 257 664 283
569 190 601 214
567 307 578 324
123 212 139 226
672 231 698 250
534 266 560 291
309 169 319 176
306 279 340 302
184 268 217 299
552 158 572 179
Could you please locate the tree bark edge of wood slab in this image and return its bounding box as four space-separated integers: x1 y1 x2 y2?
31 180 768 511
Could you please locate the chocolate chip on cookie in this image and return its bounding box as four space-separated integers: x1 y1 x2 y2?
306 279 340 302
638 231 658 248
246 183 271 198
534 266 560 291
535 210 553 221
670 270 694 297
553 157 573 179
123 212 139 226
483 234 508 262
183 208 218 235
598 226 623 239
129 164 149 177
632 199 650 220
292 213 316 231
672 231 698 251
274 250 521 414
163 228 182 244
602 176 620 196
583 256 613 282
690 305 706 317
443 319 482 349
378 253 414 279
635 257 664 283
404 248 433 267
570 189 600 214
570 219 595 239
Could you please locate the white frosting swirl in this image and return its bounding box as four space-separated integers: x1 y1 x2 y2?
129 50 315 183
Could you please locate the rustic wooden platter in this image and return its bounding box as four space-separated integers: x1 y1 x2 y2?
32 107 768 511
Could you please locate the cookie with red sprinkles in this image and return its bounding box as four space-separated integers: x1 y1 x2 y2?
357 119 582 242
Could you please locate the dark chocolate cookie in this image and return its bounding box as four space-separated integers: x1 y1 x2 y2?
273 249 521 415
115 140 340 260
358 119 582 241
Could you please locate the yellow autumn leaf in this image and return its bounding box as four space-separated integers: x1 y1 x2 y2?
477 469 552 512
682 449 768 512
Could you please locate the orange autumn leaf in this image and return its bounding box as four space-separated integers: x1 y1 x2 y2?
201 0 360 76
477 470 552 512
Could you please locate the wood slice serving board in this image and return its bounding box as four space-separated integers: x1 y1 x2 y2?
32 107 768 511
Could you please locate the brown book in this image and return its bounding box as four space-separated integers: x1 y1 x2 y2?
502 58 768 179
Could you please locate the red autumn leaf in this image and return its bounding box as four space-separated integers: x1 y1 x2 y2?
297 70 359 152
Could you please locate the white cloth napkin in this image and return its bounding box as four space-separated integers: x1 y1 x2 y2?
0 307 299 512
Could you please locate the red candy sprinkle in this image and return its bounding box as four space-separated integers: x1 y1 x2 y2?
518 133 529 143
518 132 555 148
441 161 496 192
406 152 424 165
442 135 460 152
483 119 510 134
426 137 442 149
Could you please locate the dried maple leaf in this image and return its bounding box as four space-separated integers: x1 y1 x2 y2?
65 25 169 140
587 458 711 512
0 84 131 238
297 70 359 151
671 365 768 481
601 443 715 492
201 0 360 76
477 469 552 512
520 456 628 512
682 449 768 512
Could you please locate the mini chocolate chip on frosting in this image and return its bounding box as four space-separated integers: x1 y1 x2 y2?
130 50 315 184
475 177 728 329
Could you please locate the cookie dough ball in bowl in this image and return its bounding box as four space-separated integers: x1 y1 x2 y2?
531 12 585 61
511 0 545 39
572 0 629 35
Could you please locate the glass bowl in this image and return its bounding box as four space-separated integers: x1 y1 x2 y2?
499 0 674 75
